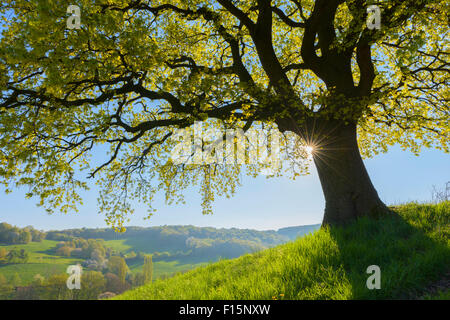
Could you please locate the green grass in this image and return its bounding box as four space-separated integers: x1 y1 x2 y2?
104 239 134 253
128 260 208 278
115 202 450 300
104 237 182 255
0 240 83 284
424 289 450 300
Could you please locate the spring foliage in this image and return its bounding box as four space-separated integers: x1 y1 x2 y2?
0 1 448 228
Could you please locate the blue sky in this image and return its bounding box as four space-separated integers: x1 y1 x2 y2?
0 145 448 231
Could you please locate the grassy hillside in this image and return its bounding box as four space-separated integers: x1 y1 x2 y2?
0 240 83 284
116 202 449 300
48 224 320 280
1 224 319 288
0 221 321 292
127 259 207 279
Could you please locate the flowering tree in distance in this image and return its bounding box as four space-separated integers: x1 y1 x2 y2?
0 0 448 228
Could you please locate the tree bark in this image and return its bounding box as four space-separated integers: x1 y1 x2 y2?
306 120 391 226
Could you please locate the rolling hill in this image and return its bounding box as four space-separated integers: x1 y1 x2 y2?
0 221 320 288
115 202 450 300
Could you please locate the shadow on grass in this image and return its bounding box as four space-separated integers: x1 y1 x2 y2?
327 203 450 299
38 248 58 256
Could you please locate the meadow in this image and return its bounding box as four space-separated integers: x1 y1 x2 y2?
0 238 208 285
0 240 82 284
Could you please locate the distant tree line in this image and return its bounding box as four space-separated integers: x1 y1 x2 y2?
46 225 287 250
0 222 46 244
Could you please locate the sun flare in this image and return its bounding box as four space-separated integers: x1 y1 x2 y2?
305 145 315 157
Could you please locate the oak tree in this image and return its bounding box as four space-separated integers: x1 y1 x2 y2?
0 0 448 227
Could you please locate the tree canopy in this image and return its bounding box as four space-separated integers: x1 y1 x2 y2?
0 0 448 228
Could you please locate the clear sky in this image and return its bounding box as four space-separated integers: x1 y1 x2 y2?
0 145 448 231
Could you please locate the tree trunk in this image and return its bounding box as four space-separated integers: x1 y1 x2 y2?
307 120 390 226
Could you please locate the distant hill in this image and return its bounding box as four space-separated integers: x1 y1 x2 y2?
45 223 321 262
277 224 321 240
